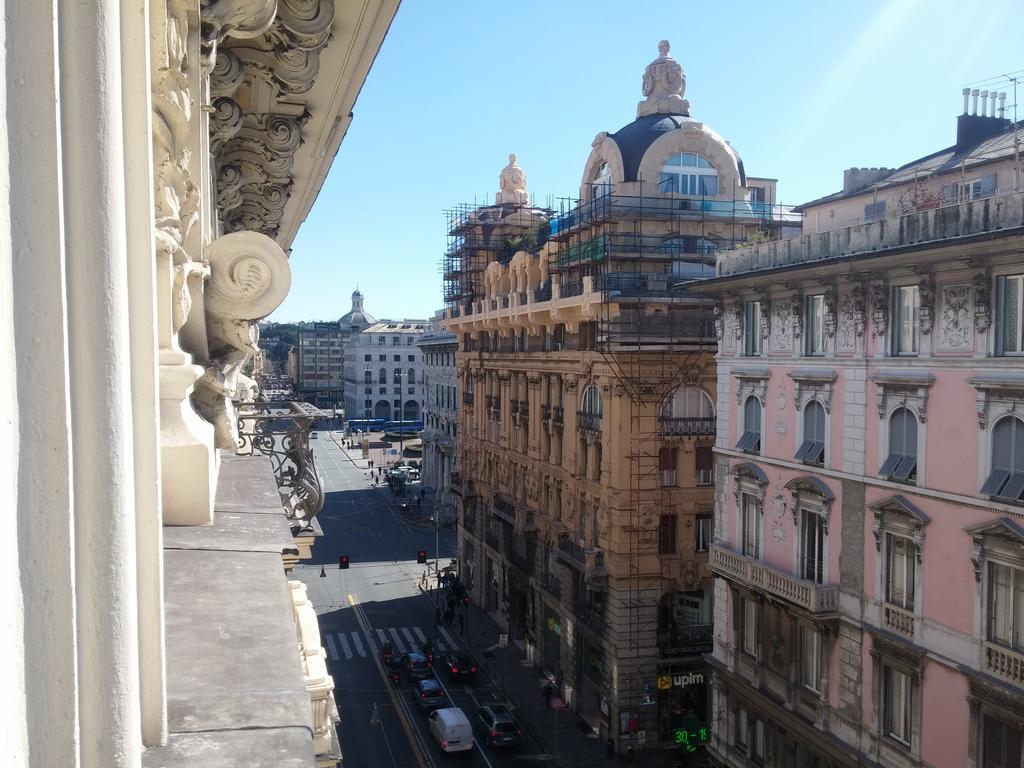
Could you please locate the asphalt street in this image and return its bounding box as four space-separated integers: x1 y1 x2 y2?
293 433 547 768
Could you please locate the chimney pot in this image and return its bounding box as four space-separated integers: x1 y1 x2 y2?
972 88 981 115
980 90 989 116
999 92 1007 119
963 87 971 114
989 90 998 117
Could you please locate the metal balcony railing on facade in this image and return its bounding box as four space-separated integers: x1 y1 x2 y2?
658 624 714 658
552 407 564 427
541 573 561 599
236 400 329 526
534 283 552 302
596 272 687 299
575 602 605 633
577 411 602 432
492 496 516 525
658 417 717 436
541 404 551 421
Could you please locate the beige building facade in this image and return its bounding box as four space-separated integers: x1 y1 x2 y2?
443 42 789 755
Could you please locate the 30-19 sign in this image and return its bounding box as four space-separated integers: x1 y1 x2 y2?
673 725 710 752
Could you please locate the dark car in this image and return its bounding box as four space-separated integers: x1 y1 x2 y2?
475 704 522 748
402 652 432 681
442 652 477 682
411 678 448 712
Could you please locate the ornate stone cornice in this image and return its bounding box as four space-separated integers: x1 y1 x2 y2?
733 367 770 407
208 0 336 240
788 368 837 412
968 374 1024 430
871 370 934 422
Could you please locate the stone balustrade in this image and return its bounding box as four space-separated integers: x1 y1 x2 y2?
289 581 340 761
710 544 837 614
882 603 915 639
984 641 1024 687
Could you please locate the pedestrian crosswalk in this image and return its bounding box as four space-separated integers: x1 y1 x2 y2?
321 625 462 662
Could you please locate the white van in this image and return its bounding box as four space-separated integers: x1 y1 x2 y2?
428 707 474 753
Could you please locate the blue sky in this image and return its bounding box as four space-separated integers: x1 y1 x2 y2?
271 0 1021 323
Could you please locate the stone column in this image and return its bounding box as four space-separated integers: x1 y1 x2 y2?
121 0 166 745
2 3 78 765
61 0 143 764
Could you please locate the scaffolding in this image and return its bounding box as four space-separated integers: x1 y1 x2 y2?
545 180 798 741
443 201 553 317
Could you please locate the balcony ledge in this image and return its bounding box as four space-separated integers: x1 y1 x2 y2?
710 544 837 614
144 454 317 768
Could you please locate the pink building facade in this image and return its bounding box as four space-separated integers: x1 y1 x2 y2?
701 186 1024 766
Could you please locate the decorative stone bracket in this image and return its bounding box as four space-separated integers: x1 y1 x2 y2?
870 495 930 563
918 277 935 336
870 370 934 421
968 374 1024 430
788 368 837 412
193 230 291 449
731 462 768 515
851 283 866 338
973 272 992 333
733 367 770 407
823 288 837 338
789 293 803 339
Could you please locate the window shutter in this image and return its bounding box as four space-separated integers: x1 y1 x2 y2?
696 446 713 471
980 173 997 197
659 446 676 471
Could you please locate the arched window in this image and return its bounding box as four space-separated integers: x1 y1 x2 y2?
661 386 714 420
592 162 612 200
737 396 761 454
378 368 387 384
881 407 918 482
579 384 602 432
796 401 826 465
408 368 415 385
659 153 718 196
982 416 1024 500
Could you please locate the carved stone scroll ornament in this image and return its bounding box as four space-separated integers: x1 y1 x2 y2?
193 231 291 448
973 272 992 333
771 300 792 351
837 293 855 352
199 0 278 70
870 282 889 338
729 301 743 340
938 284 971 349
713 301 724 341
760 300 772 340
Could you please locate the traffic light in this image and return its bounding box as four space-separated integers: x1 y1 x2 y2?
416 549 427 564
339 555 349 570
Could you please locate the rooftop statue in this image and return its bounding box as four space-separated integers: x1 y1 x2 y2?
497 153 529 205
637 40 690 118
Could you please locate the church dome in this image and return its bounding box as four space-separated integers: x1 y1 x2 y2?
339 288 376 329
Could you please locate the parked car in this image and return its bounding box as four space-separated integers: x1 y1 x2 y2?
441 652 477 682
411 678 448 712
428 707 474 753
475 705 522 748
401 652 432 681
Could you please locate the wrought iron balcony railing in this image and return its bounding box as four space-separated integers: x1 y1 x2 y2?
492 496 516 525
236 400 328 525
577 411 602 432
658 416 717 436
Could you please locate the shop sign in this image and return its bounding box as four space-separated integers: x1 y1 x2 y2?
657 672 705 690
673 725 710 752
546 616 562 636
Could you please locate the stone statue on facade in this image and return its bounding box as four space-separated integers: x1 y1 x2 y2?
497 153 529 205
637 40 690 118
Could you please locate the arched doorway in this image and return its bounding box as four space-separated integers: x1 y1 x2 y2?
374 400 391 420
403 400 420 420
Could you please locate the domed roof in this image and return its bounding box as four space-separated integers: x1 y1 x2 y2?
608 113 694 182
340 287 376 328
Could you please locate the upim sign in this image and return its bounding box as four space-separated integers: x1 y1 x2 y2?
657 672 705 690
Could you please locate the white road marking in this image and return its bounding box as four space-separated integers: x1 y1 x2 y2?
438 626 458 650
363 630 378 654
324 634 339 662
388 627 408 654
401 627 416 648
351 632 366 657
338 633 353 660
375 628 389 647
412 627 428 645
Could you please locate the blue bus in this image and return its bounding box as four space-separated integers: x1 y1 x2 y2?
384 419 422 434
347 418 386 432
